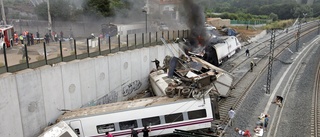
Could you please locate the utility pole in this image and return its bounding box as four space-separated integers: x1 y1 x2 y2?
296 21 301 52
0 0 6 25
266 29 276 94
47 0 52 34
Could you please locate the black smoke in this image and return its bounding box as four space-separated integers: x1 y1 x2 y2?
181 0 208 53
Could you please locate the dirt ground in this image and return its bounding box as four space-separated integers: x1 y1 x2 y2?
232 26 263 43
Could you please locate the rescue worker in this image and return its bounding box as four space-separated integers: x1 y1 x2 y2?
152 59 160 69
245 48 250 57
19 34 24 44
36 32 40 44
250 61 255 72
14 32 18 44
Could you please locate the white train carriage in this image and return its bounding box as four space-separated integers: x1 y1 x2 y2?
204 36 242 66
57 95 214 137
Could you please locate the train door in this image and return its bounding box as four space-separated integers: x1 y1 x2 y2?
69 120 84 137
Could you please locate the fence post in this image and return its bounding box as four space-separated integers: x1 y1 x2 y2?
3 43 8 72
156 32 158 44
149 32 151 46
98 37 101 55
108 36 111 53
118 35 120 51
43 42 47 65
142 33 144 47
126 34 129 49
59 40 63 61
24 44 29 68
74 39 77 59
134 33 137 48
167 31 170 41
86 38 90 57
183 30 185 38
173 31 175 41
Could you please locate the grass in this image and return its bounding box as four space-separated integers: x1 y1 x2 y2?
263 19 295 30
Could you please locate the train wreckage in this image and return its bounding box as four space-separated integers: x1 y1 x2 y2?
38 36 236 137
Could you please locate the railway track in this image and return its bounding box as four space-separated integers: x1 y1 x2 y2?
221 21 318 73
311 60 320 137
214 21 320 129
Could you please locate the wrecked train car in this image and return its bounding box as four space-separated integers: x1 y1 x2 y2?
203 36 242 66
149 55 234 98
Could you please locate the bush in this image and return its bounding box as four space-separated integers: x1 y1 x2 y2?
36 55 44 61
70 51 76 55
19 59 26 64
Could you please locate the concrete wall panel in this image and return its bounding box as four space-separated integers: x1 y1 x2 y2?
94 56 110 98
15 69 46 137
0 43 182 137
157 45 167 66
61 61 82 109
0 74 23 137
40 65 65 125
120 52 134 99
79 58 97 105
130 49 142 92
141 48 151 90
107 53 122 100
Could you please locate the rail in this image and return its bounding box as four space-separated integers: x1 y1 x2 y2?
216 21 320 133
311 59 320 137
0 30 190 74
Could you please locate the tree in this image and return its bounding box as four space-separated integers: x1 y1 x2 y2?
82 0 112 17
34 0 73 21
269 13 278 21
82 0 131 17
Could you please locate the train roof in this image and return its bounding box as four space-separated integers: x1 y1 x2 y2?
57 96 196 121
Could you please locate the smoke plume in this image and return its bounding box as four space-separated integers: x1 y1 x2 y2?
182 0 207 47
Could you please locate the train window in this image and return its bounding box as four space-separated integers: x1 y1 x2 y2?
97 123 115 134
142 116 161 126
164 113 183 123
187 109 207 120
119 120 138 130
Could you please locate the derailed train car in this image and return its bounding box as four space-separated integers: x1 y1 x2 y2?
203 36 242 66
55 95 215 137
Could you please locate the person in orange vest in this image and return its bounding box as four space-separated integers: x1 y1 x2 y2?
14 32 18 44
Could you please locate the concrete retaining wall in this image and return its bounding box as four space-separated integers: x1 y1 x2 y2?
0 43 181 137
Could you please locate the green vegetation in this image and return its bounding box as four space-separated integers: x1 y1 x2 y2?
202 0 320 20
263 20 295 29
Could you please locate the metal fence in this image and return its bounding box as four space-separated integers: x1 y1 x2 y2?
230 20 270 25
0 30 190 74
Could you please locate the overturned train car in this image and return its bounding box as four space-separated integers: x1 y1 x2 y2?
203 36 242 66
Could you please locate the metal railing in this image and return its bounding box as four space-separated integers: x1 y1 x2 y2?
0 30 190 74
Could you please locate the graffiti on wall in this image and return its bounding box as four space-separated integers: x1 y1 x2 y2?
122 80 142 96
82 90 118 107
